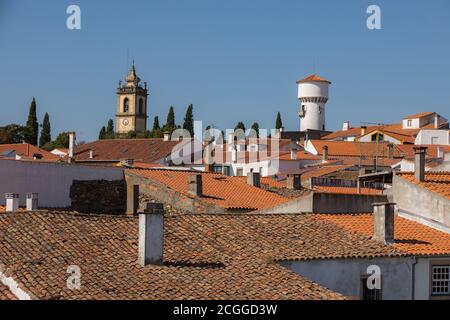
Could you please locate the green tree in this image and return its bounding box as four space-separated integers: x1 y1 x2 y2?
98 126 106 140
250 122 260 138
39 113 51 147
275 112 283 130
152 116 161 131
105 119 115 139
25 97 39 145
163 106 176 133
183 104 194 136
0 124 26 144
41 132 70 151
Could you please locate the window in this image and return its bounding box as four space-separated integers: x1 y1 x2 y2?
360 277 382 300
123 98 129 113
139 99 144 114
431 137 440 145
431 265 450 297
236 168 243 176
407 119 412 127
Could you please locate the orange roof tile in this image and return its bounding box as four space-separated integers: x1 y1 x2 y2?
317 213 450 256
313 186 383 195
0 143 59 162
397 172 450 199
309 140 404 158
296 74 331 84
403 112 435 120
128 169 289 210
0 284 16 300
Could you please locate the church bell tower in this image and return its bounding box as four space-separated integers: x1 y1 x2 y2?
116 63 148 134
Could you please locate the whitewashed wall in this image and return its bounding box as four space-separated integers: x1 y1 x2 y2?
0 159 124 208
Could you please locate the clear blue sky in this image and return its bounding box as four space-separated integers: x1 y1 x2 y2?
1 0 449 142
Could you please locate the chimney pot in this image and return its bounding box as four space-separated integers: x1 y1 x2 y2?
434 113 439 129
68 132 76 163
361 126 367 136
287 174 302 190
5 193 19 212
372 202 395 245
138 204 165 266
163 132 170 141
188 174 203 196
437 146 443 159
247 172 261 188
26 193 38 211
413 146 427 182
290 149 298 160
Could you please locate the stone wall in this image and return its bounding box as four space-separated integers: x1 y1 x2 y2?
70 180 126 214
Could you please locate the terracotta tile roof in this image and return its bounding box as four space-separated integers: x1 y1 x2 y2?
128 169 289 210
296 74 331 84
0 211 352 300
309 140 404 158
330 156 401 167
362 128 417 144
0 283 16 300
313 186 383 195
0 143 59 162
403 112 435 120
395 144 450 158
396 172 450 199
321 126 381 140
73 139 181 163
316 213 450 256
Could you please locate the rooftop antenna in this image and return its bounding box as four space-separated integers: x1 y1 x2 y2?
313 57 316 74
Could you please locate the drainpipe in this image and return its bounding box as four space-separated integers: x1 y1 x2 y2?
411 256 418 300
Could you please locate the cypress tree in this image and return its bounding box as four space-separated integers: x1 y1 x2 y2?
234 121 246 132
152 116 161 131
99 126 106 140
39 112 51 147
25 97 39 145
106 119 114 139
183 104 194 136
275 112 283 130
165 106 176 133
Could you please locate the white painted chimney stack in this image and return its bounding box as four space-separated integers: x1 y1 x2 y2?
434 113 439 129
342 121 350 131
163 132 170 142
68 132 76 163
26 193 38 211
247 172 261 188
437 146 443 159
138 203 165 266
290 149 298 160
5 193 19 212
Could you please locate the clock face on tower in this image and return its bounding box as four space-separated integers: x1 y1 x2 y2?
123 119 129 126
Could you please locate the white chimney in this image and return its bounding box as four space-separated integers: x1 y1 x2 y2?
434 113 439 129
372 202 395 245
163 132 170 142
5 193 19 212
89 150 94 159
290 148 298 160
138 203 165 266
26 193 38 211
342 121 350 131
231 146 237 162
68 132 76 163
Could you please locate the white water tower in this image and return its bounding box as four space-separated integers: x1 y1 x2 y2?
297 74 331 131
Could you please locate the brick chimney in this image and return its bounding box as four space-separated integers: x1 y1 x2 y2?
188 174 203 196
372 202 395 245
26 193 38 211
413 146 427 182
5 193 19 212
138 203 165 266
247 172 261 188
287 174 302 190
322 145 329 161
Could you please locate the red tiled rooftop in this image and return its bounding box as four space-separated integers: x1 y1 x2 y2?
317 213 450 256
403 112 435 120
0 284 16 300
128 169 289 210
396 172 450 199
313 186 383 195
0 143 59 162
296 74 331 84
